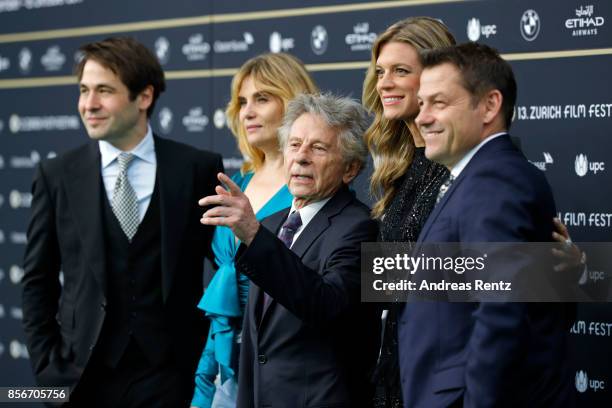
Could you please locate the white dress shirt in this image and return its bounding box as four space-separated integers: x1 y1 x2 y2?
99 125 157 222
287 196 332 246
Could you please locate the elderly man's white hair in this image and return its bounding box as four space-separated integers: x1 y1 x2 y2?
278 92 369 171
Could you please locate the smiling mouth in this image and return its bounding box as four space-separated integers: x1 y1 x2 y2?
291 175 313 181
86 117 107 124
382 96 404 105
422 130 443 138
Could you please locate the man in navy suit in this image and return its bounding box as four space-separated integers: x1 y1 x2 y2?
397 43 574 407
199 93 379 407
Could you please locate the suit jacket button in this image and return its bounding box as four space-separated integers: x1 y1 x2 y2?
257 354 267 364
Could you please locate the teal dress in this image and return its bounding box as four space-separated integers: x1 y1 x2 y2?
192 171 292 407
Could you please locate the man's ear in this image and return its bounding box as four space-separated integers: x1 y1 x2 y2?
482 89 503 125
342 160 361 184
137 85 154 112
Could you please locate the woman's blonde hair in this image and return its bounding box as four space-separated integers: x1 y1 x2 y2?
362 17 455 218
226 53 318 174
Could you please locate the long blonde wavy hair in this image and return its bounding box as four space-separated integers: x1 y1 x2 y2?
362 17 455 218
226 53 318 174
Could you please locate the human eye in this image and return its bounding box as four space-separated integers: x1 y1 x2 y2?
375 67 384 77
434 99 446 107
238 98 247 106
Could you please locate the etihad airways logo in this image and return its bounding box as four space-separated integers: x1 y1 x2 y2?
345 22 376 52
182 107 209 132
182 34 210 61
41 45 66 72
566 5 605 37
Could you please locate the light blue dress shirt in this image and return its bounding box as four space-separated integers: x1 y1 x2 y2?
98 125 157 221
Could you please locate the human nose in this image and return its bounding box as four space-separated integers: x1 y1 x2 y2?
294 144 311 165
377 71 394 91
240 101 256 121
415 104 433 127
81 91 100 111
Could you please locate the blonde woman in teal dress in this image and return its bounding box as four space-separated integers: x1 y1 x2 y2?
191 53 318 408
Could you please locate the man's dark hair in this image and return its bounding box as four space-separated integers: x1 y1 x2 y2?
75 37 166 118
421 42 517 129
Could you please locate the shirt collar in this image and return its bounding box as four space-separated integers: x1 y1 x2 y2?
290 196 332 228
99 125 156 168
450 132 507 179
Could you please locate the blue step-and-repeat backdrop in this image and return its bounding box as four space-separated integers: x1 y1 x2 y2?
0 0 610 406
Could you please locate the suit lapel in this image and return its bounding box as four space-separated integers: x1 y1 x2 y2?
258 208 290 326
417 174 461 243
418 135 515 243
155 136 191 302
290 186 353 257
258 187 353 326
63 142 107 296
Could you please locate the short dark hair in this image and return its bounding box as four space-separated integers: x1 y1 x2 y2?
75 37 166 118
421 42 517 129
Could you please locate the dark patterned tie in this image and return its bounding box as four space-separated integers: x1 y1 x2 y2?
436 174 455 204
278 210 302 248
262 211 302 311
111 153 139 241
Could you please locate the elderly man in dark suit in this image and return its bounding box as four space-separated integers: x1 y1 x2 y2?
21 37 222 407
397 42 574 407
199 93 380 408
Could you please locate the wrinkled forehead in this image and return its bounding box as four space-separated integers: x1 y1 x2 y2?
289 113 338 144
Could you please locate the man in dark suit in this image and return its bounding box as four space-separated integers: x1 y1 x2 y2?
199 93 380 408
397 43 574 407
21 37 223 407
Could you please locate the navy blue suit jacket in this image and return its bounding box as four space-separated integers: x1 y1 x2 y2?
398 135 574 407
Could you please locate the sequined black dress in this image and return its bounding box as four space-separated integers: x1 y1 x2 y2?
372 147 448 408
